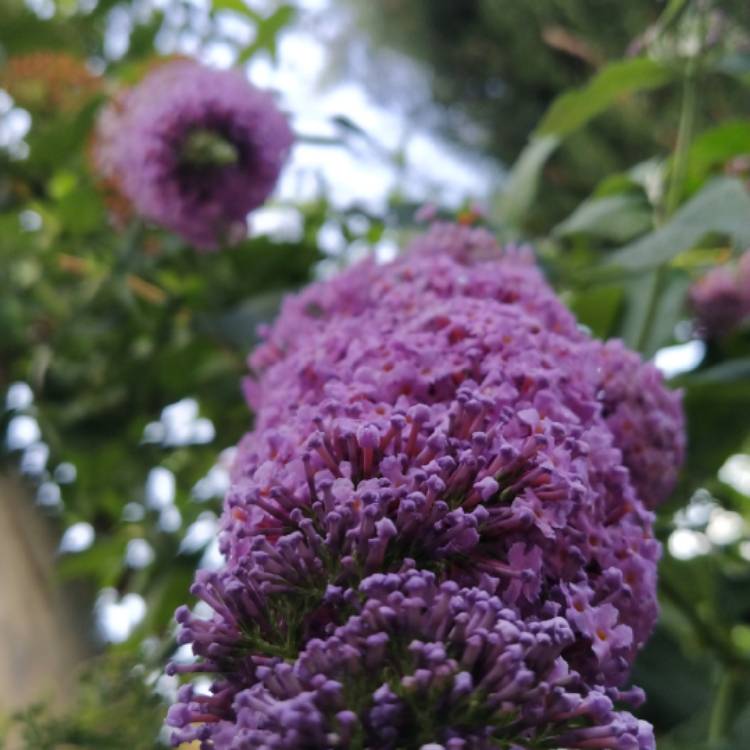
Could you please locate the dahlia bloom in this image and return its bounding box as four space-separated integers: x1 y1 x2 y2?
168 224 684 748
92 60 292 250
689 250 750 338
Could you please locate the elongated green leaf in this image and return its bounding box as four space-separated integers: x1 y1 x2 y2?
640 273 691 356
608 178 750 271
211 0 261 20
684 357 750 385
554 193 652 242
569 285 624 338
493 135 558 226
685 120 750 194
592 173 642 198
620 269 659 348
197 291 284 351
536 58 674 138
331 115 389 156
495 58 674 227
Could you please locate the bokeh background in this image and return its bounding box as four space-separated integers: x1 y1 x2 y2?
1 0 750 748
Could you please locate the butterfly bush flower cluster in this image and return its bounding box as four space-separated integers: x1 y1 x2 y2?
168 223 685 749
92 60 292 250
689 251 750 338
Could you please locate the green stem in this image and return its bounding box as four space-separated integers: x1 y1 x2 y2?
664 57 697 217
658 0 691 34
708 669 736 744
635 268 662 354
637 3 702 351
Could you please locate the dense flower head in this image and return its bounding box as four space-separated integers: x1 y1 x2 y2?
591 341 685 509
689 250 750 338
168 224 684 748
92 59 292 249
170 568 653 749
1 51 101 114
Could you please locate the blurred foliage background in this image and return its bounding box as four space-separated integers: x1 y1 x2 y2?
1 0 750 748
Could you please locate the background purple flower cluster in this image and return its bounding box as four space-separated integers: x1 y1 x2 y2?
689 250 750 339
93 60 292 250
168 223 685 749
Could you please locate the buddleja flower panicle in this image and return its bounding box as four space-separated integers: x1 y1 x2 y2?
168 223 684 749
92 59 292 249
689 250 750 338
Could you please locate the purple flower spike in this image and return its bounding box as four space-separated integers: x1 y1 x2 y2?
93 59 292 250
168 223 684 747
689 250 750 338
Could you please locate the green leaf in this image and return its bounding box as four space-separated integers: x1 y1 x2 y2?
632 625 713 735
211 0 261 19
568 285 624 339
608 178 750 271
683 358 750 385
685 121 750 194
331 115 385 153
620 269 659 348
674 378 750 493
494 58 674 228
25 103 99 173
197 291 284 351
535 57 675 138
617 269 690 356
126 13 163 60
492 135 559 227
592 172 642 198
639 272 691 357
238 4 296 63
554 193 652 242
57 184 106 235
